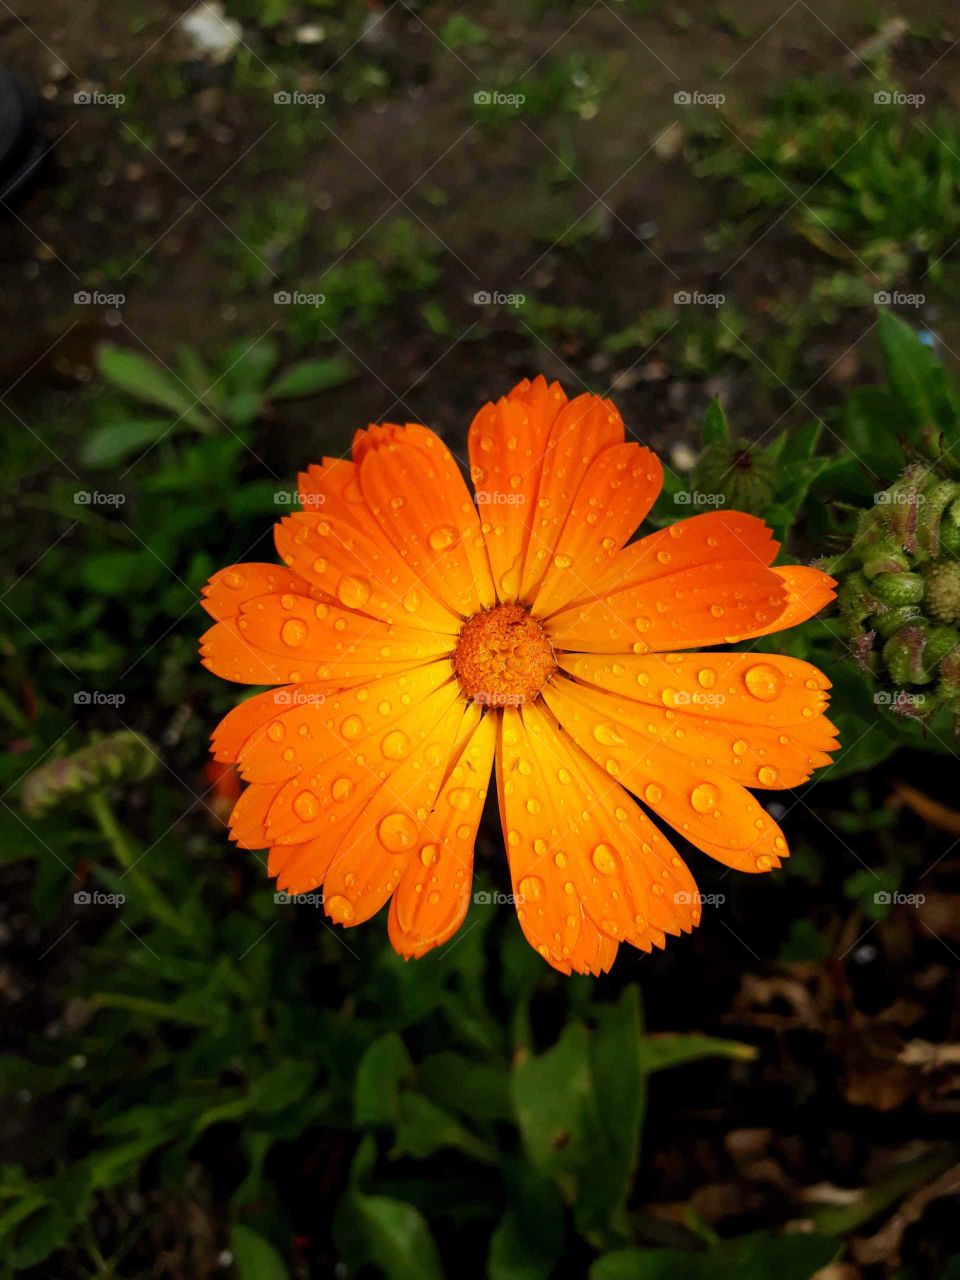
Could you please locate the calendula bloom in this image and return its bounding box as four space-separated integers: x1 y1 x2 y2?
201 377 837 975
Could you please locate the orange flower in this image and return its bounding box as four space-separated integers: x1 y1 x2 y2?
200 377 837 975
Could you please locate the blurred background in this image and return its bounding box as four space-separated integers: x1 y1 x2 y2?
2 2 960 1277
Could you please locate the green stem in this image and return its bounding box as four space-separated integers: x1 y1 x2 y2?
0 687 29 732
87 791 188 937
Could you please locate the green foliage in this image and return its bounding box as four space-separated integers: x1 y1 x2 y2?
691 77 960 284
85 339 356 467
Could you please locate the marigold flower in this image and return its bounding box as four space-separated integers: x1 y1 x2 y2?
200 377 838 974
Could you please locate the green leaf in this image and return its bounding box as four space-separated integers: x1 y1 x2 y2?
224 336 279 394
876 311 957 435
335 1191 445 1280
267 356 356 400
81 419 175 468
701 396 729 446
96 345 210 428
576 986 644 1236
417 1051 511 1122
512 1022 595 1189
231 1224 289 1280
354 1032 413 1127
820 662 900 779
638 1033 757 1072
591 1232 837 1280
488 1162 564 1280
393 1094 496 1163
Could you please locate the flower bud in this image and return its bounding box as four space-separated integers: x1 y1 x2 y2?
690 438 776 516
21 730 157 818
871 572 925 607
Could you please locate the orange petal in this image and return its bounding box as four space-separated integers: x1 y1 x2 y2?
201 563 314 622
496 702 700 975
467 375 569 603
212 687 294 764
389 709 497 959
234 592 453 676
261 665 460 855
242 661 453 792
531 443 663 617
358 425 496 616
274 511 462 634
546 561 786 654
559 651 833 728
229 781 281 850
543 676 791 874
726 565 837 640
320 698 473 926
200 620 293 686
518 394 625 603
543 510 779 618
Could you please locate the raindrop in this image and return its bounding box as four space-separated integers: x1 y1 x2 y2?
293 790 320 820
591 843 618 875
744 663 783 702
690 783 718 814
378 812 417 852
281 618 308 647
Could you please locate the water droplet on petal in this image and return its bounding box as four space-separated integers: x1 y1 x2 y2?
337 575 371 609
429 525 458 552
293 790 320 820
519 875 544 901
594 722 626 746
381 729 411 760
378 812 417 852
326 894 355 922
331 777 353 802
592 843 618 875
744 663 783 702
281 618 308 647
690 783 718 814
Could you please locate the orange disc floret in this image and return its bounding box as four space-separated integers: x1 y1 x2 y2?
201 374 839 977
453 603 556 707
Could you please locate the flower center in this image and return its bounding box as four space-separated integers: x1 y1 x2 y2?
453 604 556 708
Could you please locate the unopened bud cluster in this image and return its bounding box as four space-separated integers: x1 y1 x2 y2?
838 463 960 717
